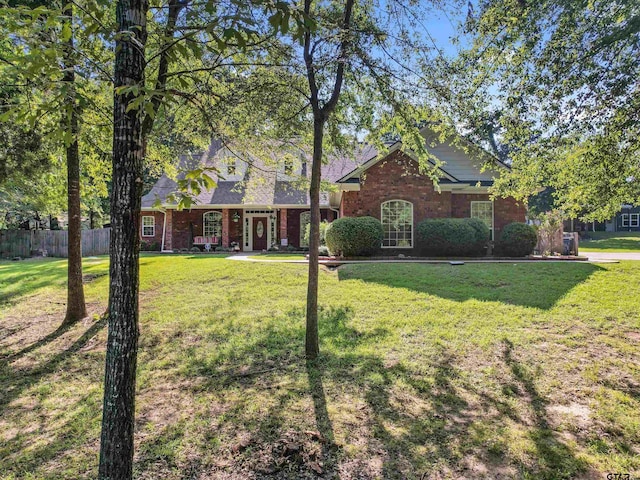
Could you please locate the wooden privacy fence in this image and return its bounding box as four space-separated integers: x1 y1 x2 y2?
0 228 111 258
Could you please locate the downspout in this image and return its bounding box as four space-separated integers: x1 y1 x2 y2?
329 207 340 219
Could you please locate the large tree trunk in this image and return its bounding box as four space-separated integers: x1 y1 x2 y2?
61 4 87 326
305 114 325 359
98 1 148 479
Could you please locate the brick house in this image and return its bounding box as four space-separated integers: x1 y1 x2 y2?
140 130 526 253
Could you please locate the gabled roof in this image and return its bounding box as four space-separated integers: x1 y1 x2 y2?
141 139 373 208
141 129 505 209
336 127 508 184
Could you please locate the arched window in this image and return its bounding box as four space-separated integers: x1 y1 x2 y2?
203 211 222 238
299 211 311 247
381 200 413 248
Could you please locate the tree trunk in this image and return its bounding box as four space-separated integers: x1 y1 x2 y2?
62 4 87 326
98 1 148 479
305 114 324 359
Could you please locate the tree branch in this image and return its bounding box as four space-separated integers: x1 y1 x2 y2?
321 0 355 115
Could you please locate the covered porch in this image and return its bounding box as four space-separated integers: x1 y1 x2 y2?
158 207 336 252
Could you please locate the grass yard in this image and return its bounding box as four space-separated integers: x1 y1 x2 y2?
580 232 640 252
1 255 640 479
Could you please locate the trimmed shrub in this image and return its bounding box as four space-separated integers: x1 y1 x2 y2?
325 216 383 257
416 218 489 256
140 240 159 252
318 245 330 256
497 222 537 257
304 220 330 246
466 217 491 254
190 246 201 253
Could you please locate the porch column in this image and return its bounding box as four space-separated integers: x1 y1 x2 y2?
164 209 173 251
222 209 230 247
279 208 287 245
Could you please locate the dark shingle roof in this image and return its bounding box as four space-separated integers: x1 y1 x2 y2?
142 139 372 208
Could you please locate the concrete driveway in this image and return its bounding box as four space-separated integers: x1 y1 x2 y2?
583 251 640 261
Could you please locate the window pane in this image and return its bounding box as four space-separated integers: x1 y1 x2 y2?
471 202 493 230
142 216 154 236
381 200 413 248
203 212 222 237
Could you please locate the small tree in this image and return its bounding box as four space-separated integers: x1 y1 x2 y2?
536 210 564 255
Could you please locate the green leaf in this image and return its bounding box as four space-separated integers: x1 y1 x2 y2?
60 22 72 42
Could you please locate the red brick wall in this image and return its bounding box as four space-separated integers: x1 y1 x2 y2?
285 208 333 248
341 150 453 221
494 197 527 234
287 209 303 247
451 194 526 236
139 211 164 249
171 209 222 250
340 150 527 252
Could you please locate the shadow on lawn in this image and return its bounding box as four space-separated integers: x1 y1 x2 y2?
338 262 603 310
0 317 106 415
501 339 589 480
0 258 108 307
139 306 589 479
0 318 106 477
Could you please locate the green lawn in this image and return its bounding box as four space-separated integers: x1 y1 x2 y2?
1 255 639 479
580 231 640 252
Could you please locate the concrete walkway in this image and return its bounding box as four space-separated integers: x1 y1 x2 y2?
230 253 617 264
583 251 640 261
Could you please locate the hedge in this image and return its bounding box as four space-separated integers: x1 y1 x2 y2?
325 216 383 257
496 222 537 257
416 218 490 256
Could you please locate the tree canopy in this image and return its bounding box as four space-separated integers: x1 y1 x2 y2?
451 0 640 220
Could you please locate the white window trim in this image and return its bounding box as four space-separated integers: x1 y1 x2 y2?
381 200 413 249
203 211 223 238
631 214 639 227
226 160 237 176
243 210 275 251
470 200 495 239
621 213 629 227
141 216 155 237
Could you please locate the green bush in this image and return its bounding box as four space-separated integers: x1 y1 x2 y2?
304 220 330 246
190 246 201 253
496 222 538 257
416 218 489 256
140 240 159 252
318 245 330 256
466 217 491 253
325 216 383 257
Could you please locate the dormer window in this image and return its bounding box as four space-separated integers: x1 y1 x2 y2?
227 159 237 176
284 158 294 176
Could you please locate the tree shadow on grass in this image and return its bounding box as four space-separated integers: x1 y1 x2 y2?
337 262 604 310
501 338 590 480
0 318 106 478
0 317 107 416
0 257 108 308
180 306 593 478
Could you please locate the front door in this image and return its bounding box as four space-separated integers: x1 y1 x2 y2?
252 217 268 250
